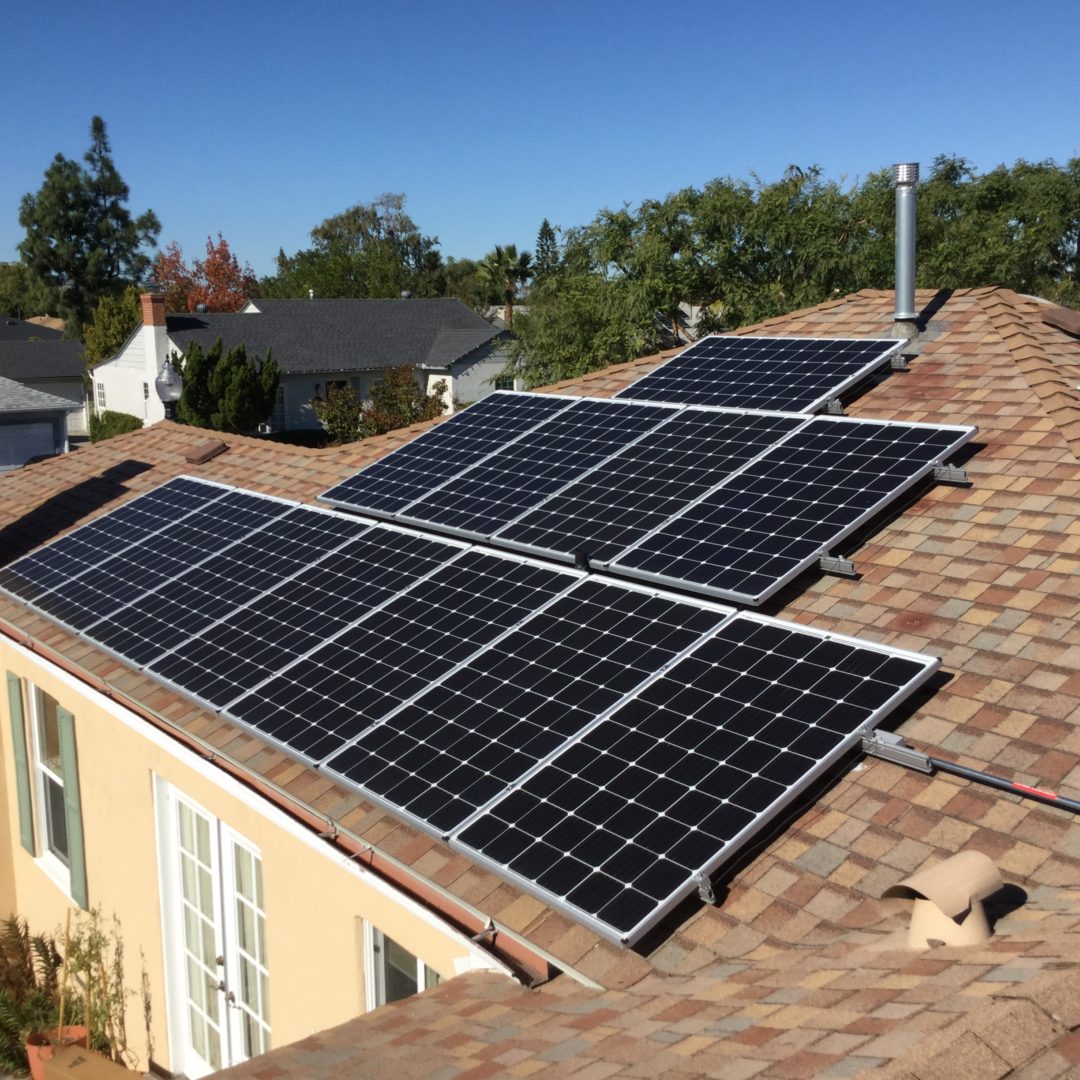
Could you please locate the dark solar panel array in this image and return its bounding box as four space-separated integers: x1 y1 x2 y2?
614 336 903 412
608 418 973 604
494 410 804 564
397 398 676 538
455 615 937 942
324 579 729 835
228 550 575 760
321 391 575 517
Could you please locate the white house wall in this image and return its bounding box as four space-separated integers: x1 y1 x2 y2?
446 344 515 404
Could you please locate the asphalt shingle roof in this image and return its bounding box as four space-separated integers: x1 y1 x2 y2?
2 286 1080 1078
164 297 502 375
0 338 85 380
0 317 63 342
0 373 81 413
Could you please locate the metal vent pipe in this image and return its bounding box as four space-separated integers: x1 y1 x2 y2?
893 162 919 322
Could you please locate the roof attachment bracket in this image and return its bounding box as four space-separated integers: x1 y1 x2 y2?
861 730 933 773
471 918 497 942
819 555 857 577
890 354 910 371
693 871 717 905
933 464 970 485
825 398 845 415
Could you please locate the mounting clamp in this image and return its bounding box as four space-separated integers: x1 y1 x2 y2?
933 464 970 485
862 730 933 773
819 555 857 577
825 398 845 415
890 355 910 371
693 871 717 905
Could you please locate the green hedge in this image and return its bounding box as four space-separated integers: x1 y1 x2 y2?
89 410 142 443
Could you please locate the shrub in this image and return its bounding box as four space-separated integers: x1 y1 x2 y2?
89 410 142 443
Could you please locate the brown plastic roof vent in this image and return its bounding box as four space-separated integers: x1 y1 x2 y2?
184 439 228 466
884 850 1003 948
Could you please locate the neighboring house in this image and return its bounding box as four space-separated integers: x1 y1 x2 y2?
0 319 87 437
91 294 512 432
0 374 79 469
1 288 1080 1078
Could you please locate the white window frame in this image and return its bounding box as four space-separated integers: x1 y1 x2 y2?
28 685 75 898
96 382 106 410
362 922 440 1012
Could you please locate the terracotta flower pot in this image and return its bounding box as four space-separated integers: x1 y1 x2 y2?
25 1025 89 1080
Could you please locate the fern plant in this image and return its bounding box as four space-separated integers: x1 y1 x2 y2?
0 917 64 1072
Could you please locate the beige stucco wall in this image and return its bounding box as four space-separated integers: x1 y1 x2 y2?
0 641 507 1073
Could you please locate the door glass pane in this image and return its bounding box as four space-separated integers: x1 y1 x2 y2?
230 840 270 1060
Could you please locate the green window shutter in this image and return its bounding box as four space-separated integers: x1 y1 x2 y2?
56 706 88 910
6 673 35 856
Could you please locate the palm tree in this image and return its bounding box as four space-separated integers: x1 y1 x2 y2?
479 244 532 330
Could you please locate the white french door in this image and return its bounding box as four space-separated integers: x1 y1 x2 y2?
157 781 270 1077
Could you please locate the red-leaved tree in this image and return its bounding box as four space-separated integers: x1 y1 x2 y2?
153 234 258 312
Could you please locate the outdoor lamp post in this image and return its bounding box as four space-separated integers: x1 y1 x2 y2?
155 358 183 421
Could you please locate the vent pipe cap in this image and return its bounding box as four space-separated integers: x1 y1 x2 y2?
893 162 920 186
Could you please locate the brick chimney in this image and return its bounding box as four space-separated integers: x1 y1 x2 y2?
140 292 166 328
139 293 170 421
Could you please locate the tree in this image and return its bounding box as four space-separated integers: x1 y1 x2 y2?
361 365 447 437
478 244 532 330
534 220 560 280
89 410 142 442
18 116 159 334
0 263 49 319
262 194 444 300
82 285 142 365
152 234 258 313
176 340 280 433
311 384 366 444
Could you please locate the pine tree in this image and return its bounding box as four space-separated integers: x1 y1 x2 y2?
534 219 559 280
18 116 159 335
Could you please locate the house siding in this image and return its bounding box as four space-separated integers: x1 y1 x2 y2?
0 642 507 1074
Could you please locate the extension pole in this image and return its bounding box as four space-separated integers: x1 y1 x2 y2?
862 731 1080 815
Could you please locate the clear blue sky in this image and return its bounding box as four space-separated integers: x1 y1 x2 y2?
4 0 1078 280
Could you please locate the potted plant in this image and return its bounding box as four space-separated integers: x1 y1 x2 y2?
0 914 87 1079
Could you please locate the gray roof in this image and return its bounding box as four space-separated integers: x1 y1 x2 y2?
0 374 80 413
0 339 85 380
0 318 63 342
165 298 502 376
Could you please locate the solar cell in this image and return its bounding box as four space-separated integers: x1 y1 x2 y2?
323 579 730 835
609 417 974 604
396 398 676 538
454 614 938 944
320 391 575 517
614 336 904 412
495 409 807 564
229 549 575 760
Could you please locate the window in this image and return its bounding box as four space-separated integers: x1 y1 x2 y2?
34 689 70 864
365 925 440 1010
96 383 106 409
143 382 149 401
5 673 88 907
494 375 516 391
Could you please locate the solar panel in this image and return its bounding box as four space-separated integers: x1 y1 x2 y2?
3 486 284 642
320 391 575 517
323 579 730 835
227 549 575 760
607 417 975 604
395 398 677 539
614 336 904 412
494 409 807 564
0 476 230 603
454 614 938 945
